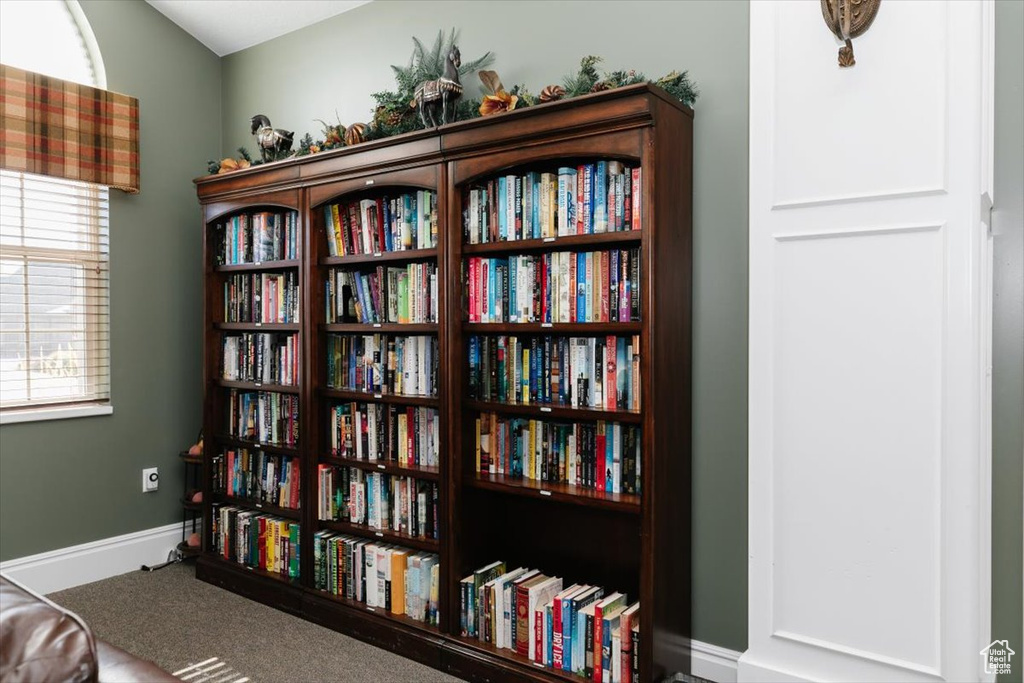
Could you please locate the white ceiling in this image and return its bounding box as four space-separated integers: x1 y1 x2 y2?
146 0 372 57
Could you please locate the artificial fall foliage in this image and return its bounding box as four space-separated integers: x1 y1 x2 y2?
210 34 698 173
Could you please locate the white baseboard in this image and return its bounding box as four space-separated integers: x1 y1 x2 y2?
662 632 743 682
692 640 743 682
0 527 744 682
0 521 185 595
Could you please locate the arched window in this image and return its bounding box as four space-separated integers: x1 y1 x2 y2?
0 1 112 421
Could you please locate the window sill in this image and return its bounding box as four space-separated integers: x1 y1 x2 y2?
0 404 114 425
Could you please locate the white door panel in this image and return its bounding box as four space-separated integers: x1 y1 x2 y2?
742 1 993 681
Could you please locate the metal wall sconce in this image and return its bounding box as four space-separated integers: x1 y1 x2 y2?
821 0 881 67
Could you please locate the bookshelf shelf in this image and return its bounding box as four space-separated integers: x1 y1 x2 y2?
464 399 642 424
462 230 641 256
179 450 203 465
213 493 302 521
319 519 440 553
466 472 641 513
321 248 437 267
180 496 203 511
177 540 201 558
216 322 301 332
322 388 439 407
449 635 581 683
217 379 300 394
462 322 641 334
196 84 691 683
322 323 438 333
215 435 300 456
201 553 302 589
320 454 440 480
307 589 442 635
216 258 300 273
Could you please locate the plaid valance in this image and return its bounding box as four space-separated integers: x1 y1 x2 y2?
0 64 139 194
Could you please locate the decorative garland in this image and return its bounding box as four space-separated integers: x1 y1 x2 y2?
207 30 697 174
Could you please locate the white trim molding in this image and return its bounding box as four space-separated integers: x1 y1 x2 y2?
0 521 184 595
692 641 743 683
0 403 113 425
661 634 743 682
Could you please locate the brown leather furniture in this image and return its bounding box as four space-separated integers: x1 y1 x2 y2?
0 573 180 683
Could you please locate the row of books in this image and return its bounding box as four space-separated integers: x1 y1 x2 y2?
325 263 438 325
317 465 439 540
323 190 438 257
326 334 438 397
228 389 300 447
217 210 299 265
468 335 640 411
465 249 641 324
460 561 639 682
313 534 439 625
223 272 300 324
328 403 440 468
212 448 301 510
475 414 641 495
462 162 641 244
222 332 300 386
212 505 300 579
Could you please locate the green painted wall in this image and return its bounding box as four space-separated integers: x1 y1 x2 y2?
993 2 1023 681
0 1 219 560
222 0 750 652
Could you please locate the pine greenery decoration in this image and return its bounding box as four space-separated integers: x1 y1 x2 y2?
653 70 699 107
508 84 535 108
559 56 699 107
391 28 494 93
562 56 603 97
368 28 495 138
207 38 701 172
296 133 315 156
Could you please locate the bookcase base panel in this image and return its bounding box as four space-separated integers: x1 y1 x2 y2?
197 557 618 683
196 555 302 616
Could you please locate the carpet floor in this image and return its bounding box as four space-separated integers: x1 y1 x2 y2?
49 561 463 682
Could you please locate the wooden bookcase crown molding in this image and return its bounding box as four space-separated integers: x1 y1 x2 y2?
195 83 693 683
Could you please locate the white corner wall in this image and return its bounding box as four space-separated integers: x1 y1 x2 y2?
742 2 993 681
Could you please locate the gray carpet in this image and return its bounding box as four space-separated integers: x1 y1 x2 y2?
49 562 462 682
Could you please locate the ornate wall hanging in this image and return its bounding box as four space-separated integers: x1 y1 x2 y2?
821 0 881 67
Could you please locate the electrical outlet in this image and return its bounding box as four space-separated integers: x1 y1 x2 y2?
142 467 159 492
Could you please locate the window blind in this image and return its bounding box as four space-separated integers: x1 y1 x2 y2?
0 168 110 409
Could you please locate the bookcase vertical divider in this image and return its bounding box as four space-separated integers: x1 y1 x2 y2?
442 159 463 638
194 84 692 683
299 187 315 589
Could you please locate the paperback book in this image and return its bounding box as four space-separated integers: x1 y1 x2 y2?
474 414 641 495
328 403 439 468
222 332 300 386
223 271 300 324
461 162 642 244
211 504 299 578
459 560 639 682
468 334 640 412
318 465 439 540
217 210 299 265
465 248 641 324
326 334 438 397
312 532 440 625
323 190 438 256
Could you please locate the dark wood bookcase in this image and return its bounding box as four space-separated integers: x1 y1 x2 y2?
195 84 692 682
